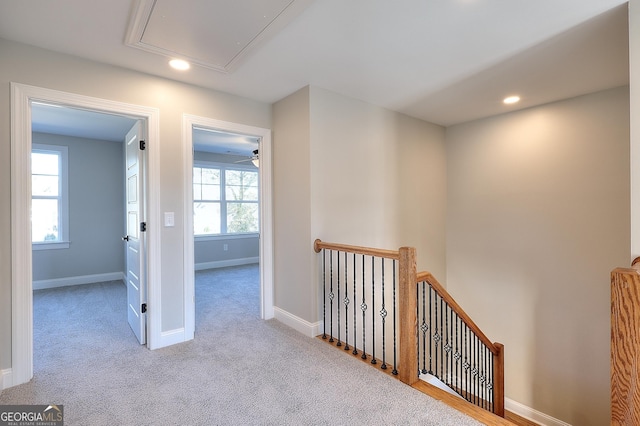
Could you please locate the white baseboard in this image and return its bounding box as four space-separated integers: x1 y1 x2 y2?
195 257 259 271
273 307 321 338
506 397 571 426
1 368 12 390
33 272 125 290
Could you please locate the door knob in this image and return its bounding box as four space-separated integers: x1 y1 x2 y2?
122 235 130 241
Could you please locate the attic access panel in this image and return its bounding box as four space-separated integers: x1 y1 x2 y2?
126 0 311 73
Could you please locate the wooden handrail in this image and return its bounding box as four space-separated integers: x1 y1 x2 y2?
416 271 501 355
314 239 400 260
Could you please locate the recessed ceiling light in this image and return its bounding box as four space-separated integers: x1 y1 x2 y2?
503 95 520 105
169 59 190 71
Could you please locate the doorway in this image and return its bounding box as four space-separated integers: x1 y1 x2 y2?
182 114 274 340
10 83 161 388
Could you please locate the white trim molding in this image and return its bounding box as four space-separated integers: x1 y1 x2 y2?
183 114 275 343
1 368 12 390
33 272 125 290
274 307 322 338
10 82 162 388
505 398 571 426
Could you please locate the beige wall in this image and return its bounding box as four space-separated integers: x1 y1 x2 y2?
0 39 271 371
308 87 447 276
272 86 314 320
446 86 630 425
272 86 447 323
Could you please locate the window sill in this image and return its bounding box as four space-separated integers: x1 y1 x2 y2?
33 241 70 250
195 233 259 242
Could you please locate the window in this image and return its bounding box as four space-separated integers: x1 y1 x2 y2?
194 163 259 236
32 144 69 249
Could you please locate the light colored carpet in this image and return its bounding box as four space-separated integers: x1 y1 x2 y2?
0 264 481 426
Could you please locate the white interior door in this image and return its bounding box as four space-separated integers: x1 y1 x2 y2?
124 121 146 344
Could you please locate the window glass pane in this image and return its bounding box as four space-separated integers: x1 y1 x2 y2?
193 167 202 184
202 168 220 184
32 175 59 196
194 202 221 235
225 170 258 201
227 202 259 233
32 199 59 242
193 183 202 201
201 184 220 201
32 152 59 175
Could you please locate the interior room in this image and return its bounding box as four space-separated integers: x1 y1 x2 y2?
0 1 637 425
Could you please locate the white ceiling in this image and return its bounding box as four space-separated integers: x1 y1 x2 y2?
0 0 629 129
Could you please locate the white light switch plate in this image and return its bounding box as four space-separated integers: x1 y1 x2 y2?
164 212 175 227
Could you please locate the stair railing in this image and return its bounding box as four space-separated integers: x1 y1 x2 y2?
314 239 504 417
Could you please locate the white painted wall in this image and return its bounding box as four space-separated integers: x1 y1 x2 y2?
0 39 271 372
445 86 629 425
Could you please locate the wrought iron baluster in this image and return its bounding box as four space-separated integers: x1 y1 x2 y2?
329 250 334 343
336 251 341 347
380 259 387 370
322 249 327 339
454 315 460 395
352 253 358 355
392 259 398 375
464 325 470 401
439 296 444 381
444 303 450 386
343 251 349 351
371 256 377 365
361 254 367 360
420 281 427 374
471 333 480 405
429 284 433 374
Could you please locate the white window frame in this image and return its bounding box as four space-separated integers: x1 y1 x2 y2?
32 143 69 250
193 161 259 240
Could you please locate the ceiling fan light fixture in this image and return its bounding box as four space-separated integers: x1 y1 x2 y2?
169 59 191 71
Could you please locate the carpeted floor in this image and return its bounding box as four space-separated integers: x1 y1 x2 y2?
0 264 481 425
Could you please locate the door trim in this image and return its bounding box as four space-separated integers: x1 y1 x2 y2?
182 114 274 339
10 83 162 387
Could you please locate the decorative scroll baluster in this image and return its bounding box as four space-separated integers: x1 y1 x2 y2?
444 303 450 385
429 285 433 374
329 250 334 343
322 249 327 340
420 282 427 374
371 256 377 365
361 254 367 360
336 252 341 347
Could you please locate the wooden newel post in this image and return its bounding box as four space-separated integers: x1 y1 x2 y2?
398 246 418 385
492 342 505 417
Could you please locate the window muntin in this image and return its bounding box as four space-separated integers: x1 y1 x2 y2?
193 163 258 236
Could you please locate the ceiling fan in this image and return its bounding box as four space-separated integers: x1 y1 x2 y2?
234 149 259 167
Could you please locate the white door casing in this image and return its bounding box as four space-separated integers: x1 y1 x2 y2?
182 114 274 340
9 83 162 389
125 121 147 344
